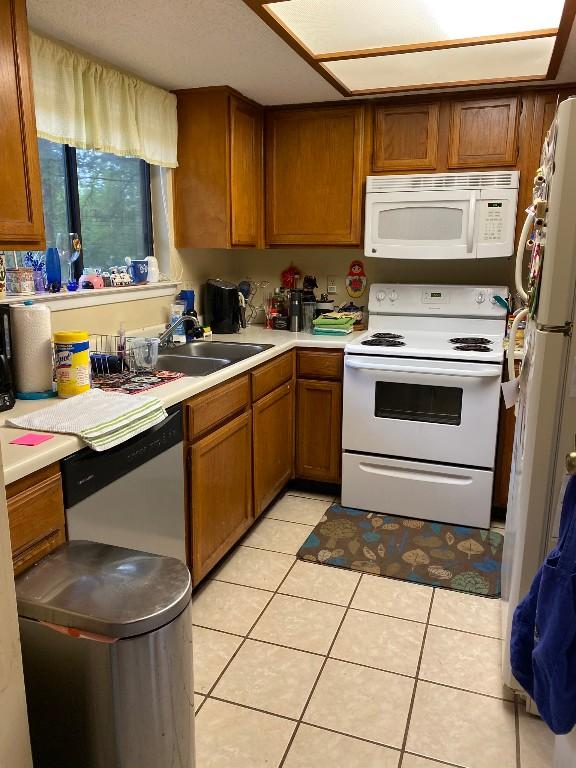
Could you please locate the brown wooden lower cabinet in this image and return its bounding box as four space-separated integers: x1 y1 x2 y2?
493 361 521 510
6 463 66 575
296 378 342 483
190 409 253 584
493 396 516 509
253 380 294 517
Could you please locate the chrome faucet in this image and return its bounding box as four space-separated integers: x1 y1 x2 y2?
158 315 201 347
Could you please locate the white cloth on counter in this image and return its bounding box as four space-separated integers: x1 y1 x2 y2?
7 389 167 451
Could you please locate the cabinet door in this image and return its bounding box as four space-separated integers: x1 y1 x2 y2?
7 463 66 575
266 105 365 245
253 381 294 517
230 96 263 247
372 103 439 172
448 97 519 168
0 0 44 248
190 410 253 584
296 379 342 482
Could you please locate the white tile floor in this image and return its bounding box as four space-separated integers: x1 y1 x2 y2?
191 490 554 768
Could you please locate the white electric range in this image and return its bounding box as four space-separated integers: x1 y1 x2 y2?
342 283 508 528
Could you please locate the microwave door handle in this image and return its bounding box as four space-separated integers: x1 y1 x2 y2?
345 358 501 378
467 192 478 254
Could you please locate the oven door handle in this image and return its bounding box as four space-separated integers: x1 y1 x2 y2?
345 358 501 378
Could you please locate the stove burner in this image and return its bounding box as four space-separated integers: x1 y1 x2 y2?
372 333 405 340
361 338 406 347
454 344 492 352
449 337 493 345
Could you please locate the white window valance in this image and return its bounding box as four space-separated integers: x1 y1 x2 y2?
29 33 178 168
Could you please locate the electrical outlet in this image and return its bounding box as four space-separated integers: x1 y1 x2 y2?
327 276 338 295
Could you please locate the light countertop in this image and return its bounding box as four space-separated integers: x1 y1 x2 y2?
0 326 363 485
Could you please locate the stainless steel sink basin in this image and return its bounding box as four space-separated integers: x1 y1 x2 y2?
156 355 232 377
162 341 273 361
156 341 274 376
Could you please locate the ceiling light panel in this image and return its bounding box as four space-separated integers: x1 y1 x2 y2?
266 0 564 54
323 37 556 92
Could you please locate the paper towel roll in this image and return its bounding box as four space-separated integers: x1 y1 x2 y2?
11 303 53 394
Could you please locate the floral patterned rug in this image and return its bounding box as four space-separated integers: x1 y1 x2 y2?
297 503 504 597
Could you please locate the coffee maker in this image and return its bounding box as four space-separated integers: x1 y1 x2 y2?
0 305 16 411
203 279 242 333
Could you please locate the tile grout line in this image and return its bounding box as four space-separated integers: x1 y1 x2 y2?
276 571 365 768
198 558 300 703
212 553 504 639
193 620 513 703
397 585 436 767
194 580 508 703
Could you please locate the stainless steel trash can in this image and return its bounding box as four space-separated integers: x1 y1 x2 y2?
15 541 194 768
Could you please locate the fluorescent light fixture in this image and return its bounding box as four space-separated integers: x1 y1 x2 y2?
323 37 556 92
266 0 564 55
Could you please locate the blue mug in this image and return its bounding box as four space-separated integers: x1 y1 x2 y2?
128 259 148 284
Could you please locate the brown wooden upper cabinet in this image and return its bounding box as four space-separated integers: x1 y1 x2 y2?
265 105 365 246
173 87 264 248
372 103 439 173
448 97 519 168
0 0 45 249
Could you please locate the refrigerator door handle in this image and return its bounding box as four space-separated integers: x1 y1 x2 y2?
515 211 534 303
507 308 529 381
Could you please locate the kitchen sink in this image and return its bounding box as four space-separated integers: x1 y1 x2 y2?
161 341 274 361
156 355 232 377
156 341 274 377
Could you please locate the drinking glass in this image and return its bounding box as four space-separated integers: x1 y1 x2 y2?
56 232 82 285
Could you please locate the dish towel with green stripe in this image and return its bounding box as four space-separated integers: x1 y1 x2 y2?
7 388 167 451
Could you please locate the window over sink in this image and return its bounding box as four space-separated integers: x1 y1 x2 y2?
36 138 153 275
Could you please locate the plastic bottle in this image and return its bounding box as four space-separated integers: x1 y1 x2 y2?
53 330 90 398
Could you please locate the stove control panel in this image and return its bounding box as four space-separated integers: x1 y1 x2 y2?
368 284 509 317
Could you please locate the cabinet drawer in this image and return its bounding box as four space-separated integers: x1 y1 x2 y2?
187 374 250 440
252 352 294 402
7 463 66 574
297 349 343 381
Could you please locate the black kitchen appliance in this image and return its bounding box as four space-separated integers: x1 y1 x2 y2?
203 279 241 334
0 305 15 411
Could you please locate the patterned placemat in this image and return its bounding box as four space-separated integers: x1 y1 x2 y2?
297 503 504 597
92 370 185 394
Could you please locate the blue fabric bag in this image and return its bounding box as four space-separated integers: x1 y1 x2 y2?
510 475 576 734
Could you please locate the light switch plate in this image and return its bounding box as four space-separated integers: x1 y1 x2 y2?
327 276 338 294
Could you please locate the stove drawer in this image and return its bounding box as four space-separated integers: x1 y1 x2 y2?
341 452 492 528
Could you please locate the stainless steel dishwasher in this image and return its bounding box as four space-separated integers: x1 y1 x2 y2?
61 404 187 562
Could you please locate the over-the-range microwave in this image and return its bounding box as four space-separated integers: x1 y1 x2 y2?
364 171 519 260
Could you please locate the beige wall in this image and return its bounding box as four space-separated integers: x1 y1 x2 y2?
0 454 33 768
50 295 176 335
173 246 512 315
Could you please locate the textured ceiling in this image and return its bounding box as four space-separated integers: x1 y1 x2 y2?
27 0 576 105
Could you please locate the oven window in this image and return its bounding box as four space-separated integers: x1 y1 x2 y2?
375 382 463 425
377 206 464 241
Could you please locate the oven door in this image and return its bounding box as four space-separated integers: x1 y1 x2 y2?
343 354 502 467
365 190 478 259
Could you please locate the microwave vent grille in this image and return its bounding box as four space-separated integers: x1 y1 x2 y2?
367 171 519 193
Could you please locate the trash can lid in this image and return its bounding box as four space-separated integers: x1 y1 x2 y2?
15 541 192 639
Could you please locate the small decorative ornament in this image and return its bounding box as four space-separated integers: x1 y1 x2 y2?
346 259 367 298
0 252 6 292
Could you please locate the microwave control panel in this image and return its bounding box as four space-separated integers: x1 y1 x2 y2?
478 200 506 243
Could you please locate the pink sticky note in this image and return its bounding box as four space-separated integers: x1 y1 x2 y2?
10 433 54 446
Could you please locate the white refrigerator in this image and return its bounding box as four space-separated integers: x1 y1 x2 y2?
501 96 576 694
